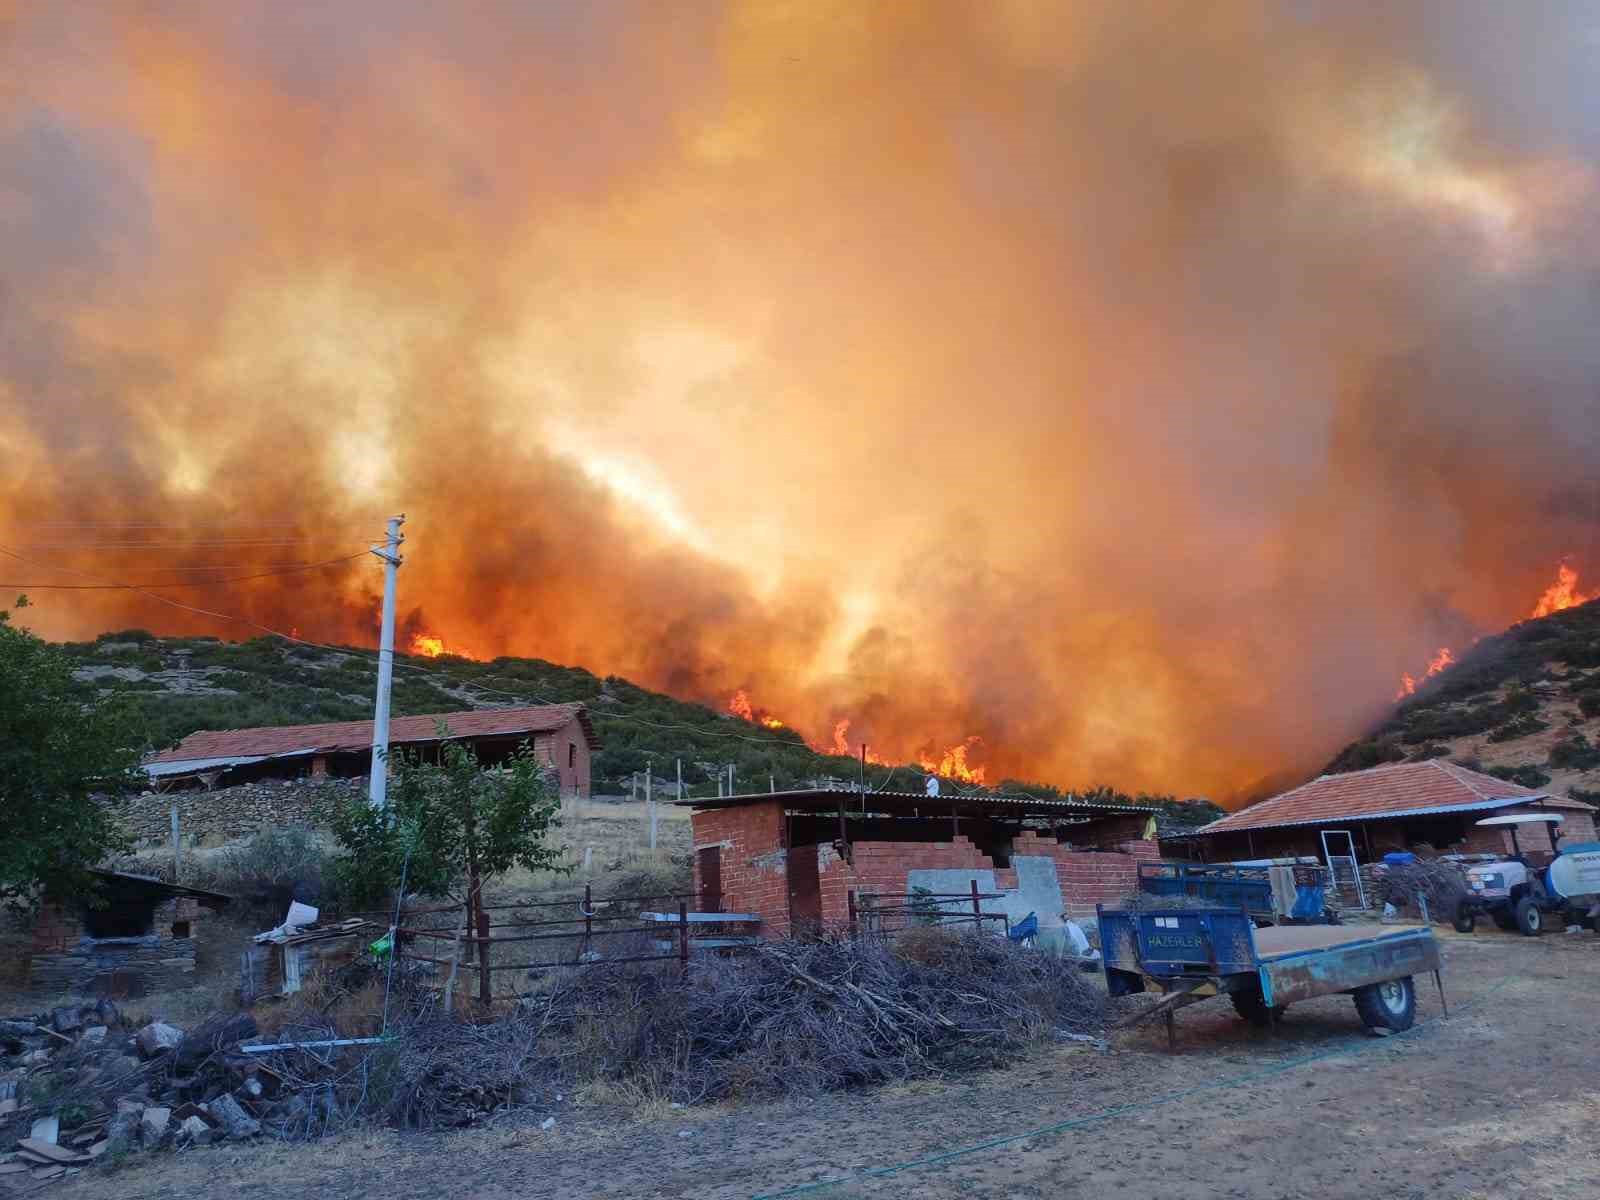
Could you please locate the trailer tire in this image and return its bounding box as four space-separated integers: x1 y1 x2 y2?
1452 901 1475 934
1353 976 1416 1035
1515 896 1544 937
1230 985 1286 1028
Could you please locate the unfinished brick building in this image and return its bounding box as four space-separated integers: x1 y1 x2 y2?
681 788 1161 938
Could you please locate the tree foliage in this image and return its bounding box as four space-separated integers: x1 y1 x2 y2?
0 599 144 910
328 735 565 909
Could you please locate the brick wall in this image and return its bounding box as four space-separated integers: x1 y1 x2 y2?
1012 831 1160 922
691 801 791 937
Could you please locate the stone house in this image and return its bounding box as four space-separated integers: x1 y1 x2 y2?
22 870 232 999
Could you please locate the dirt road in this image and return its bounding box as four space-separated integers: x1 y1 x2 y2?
48 929 1600 1200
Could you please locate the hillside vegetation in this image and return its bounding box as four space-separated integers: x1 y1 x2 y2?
1328 599 1600 803
58 631 1221 822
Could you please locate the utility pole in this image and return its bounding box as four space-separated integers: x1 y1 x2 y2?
727 763 736 796
368 515 405 810
676 758 683 802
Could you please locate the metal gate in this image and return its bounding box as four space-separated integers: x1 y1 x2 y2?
1320 829 1366 908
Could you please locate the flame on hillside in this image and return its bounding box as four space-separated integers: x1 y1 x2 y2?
1396 559 1594 700
919 736 988 785
409 632 472 659
1531 561 1597 619
727 689 785 729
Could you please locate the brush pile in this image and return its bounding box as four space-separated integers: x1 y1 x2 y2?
252 929 1110 1129
1375 858 1470 922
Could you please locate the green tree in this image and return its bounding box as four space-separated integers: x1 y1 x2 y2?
328 734 565 911
1 599 144 910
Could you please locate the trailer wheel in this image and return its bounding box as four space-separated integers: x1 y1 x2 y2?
1451 901 1475 934
1353 976 1416 1035
1230 985 1286 1028
1514 896 1544 937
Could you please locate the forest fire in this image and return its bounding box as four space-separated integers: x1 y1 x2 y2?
8 5 1600 803
727 689 785 729
918 737 988 785
1531 561 1597 619
1395 560 1593 701
410 633 454 659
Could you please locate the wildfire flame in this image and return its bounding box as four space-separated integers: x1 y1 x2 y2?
1531 560 1597 619
919 736 987 785
410 632 449 658
1396 559 1595 700
727 689 786 729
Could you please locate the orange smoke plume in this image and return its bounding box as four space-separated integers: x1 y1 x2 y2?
6 5 1600 805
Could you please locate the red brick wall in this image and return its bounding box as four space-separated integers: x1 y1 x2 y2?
690 801 790 936
1012 830 1159 922
531 718 591 796
1459 805 1599 860
690 803 1162 936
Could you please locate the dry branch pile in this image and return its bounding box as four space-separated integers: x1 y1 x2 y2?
1375 858 1470 921
251 930 1110 1130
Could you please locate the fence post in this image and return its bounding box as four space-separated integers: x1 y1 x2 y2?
678 900 689 977
583 882 593 958
847 890 859 941
970 879 982 929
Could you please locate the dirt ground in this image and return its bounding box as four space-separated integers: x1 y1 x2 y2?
36 927 1600 1200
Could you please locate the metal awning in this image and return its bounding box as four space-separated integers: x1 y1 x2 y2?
676 787 1149 820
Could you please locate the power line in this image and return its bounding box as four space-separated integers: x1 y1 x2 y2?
0 550 373 589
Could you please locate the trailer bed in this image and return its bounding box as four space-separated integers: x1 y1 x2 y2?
1096 905 1443 1047
1252 923 1424 959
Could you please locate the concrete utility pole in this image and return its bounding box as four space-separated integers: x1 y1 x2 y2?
727 763 736 795
676 758 682 802
367 514 405 810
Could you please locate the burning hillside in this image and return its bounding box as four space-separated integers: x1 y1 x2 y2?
5 4 1600 801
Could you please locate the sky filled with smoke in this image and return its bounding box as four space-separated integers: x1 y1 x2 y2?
3 2 1598 801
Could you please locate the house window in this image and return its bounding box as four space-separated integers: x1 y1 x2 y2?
567 742 576 768
170 921 191 939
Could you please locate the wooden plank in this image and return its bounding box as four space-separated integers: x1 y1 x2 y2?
16 1139 89 1165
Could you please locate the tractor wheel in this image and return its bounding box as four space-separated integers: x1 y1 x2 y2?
1515 896 1544 937
1353 976 1416 1035
1452 901 1475 934
1230 984 1286 1028
1491 908 1519 932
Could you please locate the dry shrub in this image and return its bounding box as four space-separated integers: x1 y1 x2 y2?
1376 858 1470 922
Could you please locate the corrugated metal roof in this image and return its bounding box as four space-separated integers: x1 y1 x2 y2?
1196 759 1595 836
677 787 1149 817
147 703 598 768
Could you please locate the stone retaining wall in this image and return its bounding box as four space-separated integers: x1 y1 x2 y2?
113 779 363 847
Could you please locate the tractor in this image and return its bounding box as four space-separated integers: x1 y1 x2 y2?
1453 813 1600 937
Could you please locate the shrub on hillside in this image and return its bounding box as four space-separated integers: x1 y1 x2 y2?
1549 734 1600 771
209 827 331 917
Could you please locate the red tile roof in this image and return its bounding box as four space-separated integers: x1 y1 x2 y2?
149 703 597 765
1199 759 1593 835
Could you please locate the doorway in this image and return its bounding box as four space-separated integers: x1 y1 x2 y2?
787 843 822 936
697 845 723 913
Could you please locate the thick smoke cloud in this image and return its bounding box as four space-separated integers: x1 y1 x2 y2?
3 2 1597 801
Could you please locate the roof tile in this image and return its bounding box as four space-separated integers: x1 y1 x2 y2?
149 703 596 765
1200 759 1592 835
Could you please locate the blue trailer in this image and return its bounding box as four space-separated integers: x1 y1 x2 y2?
1096 904 1445 1049
1137 862 1334 924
